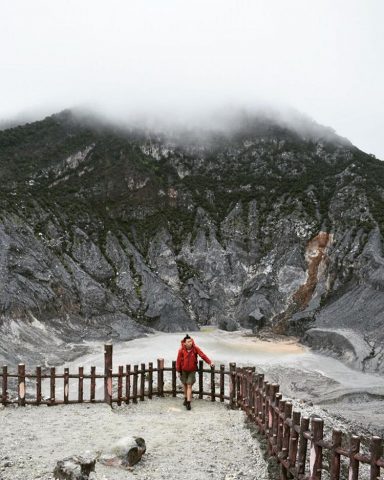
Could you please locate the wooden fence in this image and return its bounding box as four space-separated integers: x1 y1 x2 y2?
1 344 383 480
236 367 384 480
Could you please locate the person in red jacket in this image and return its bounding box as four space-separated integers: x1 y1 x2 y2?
176 334 214 410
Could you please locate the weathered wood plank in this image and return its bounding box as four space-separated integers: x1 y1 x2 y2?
78 367 84 403
36 366 42 405
18 364 26 407
90 366 96 403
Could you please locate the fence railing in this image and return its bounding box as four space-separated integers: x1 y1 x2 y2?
236 367 384 480
1 346 232 406
1 344 383 480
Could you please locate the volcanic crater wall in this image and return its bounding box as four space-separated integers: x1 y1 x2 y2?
0 112 384 372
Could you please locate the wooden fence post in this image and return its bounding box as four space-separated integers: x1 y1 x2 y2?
148 363 153 400
242 369 248 412
348 435 360 480
198 360 204 399
219 365 225 402
133 365 138 403
125 365 131 404
280 402 292 480
242 368 247 406
18 364 26 407
298 417 310 475
248 370 253 413
210 365 215 402
370 436 382 480
36 366 42 405
1 366 7 406
250 372 257 418
273 393 282 453
309 417 324 480
252 374 258 422
289 411 301 472
50 367 56 405
172 361 177 397
78 367 84 403
283 401 292 453
237 368 243 406
248 371 253 414
90 366 96 403
107 368 112 406
262 381 269 432
244 369 252 415
257 374 264 423
104 344 113 403
140 363 145 401
229 363 236 408
276 393 286 456
268 384 279 452
117 366 123 406
64 368 69 404
330 429 342 480
157 359 164 397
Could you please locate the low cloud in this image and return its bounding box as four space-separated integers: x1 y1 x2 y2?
1 1 383 157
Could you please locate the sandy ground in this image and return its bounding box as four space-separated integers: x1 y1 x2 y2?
0 397 269 480
237 333 305 355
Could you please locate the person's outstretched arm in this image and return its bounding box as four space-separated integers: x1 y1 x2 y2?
195 346 214 367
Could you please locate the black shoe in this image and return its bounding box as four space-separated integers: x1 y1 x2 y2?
186 401 191 410
183 398 187 406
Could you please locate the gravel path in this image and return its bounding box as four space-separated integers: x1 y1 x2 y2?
0 397 269 480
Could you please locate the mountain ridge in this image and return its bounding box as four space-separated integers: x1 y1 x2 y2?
0 109 383 373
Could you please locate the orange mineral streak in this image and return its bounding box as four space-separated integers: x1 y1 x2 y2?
293 231 332 309
272 231 333 334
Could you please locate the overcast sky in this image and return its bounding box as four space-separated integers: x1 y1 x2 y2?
1 0 383 158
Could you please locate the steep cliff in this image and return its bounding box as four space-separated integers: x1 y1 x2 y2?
0 110 383 371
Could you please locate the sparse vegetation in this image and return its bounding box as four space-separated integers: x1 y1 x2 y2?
1 109 383 257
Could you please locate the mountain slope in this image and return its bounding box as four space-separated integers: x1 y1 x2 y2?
0 109 383 371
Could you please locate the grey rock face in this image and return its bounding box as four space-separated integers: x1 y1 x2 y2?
303 328 371 370
71 228 114 282
0 215 196 364
301 229 384 373
123 236 195 332
104 232 140 311
0 215 151 365
148 229 180 289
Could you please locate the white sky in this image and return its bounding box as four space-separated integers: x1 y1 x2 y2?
1 0 383 158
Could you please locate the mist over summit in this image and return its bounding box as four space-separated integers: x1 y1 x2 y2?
3 105 351 148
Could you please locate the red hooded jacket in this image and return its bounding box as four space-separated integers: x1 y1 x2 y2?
176 338 212 372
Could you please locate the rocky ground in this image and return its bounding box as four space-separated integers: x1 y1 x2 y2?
0 397 269 480
1 332 383 479
1 394 379 480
